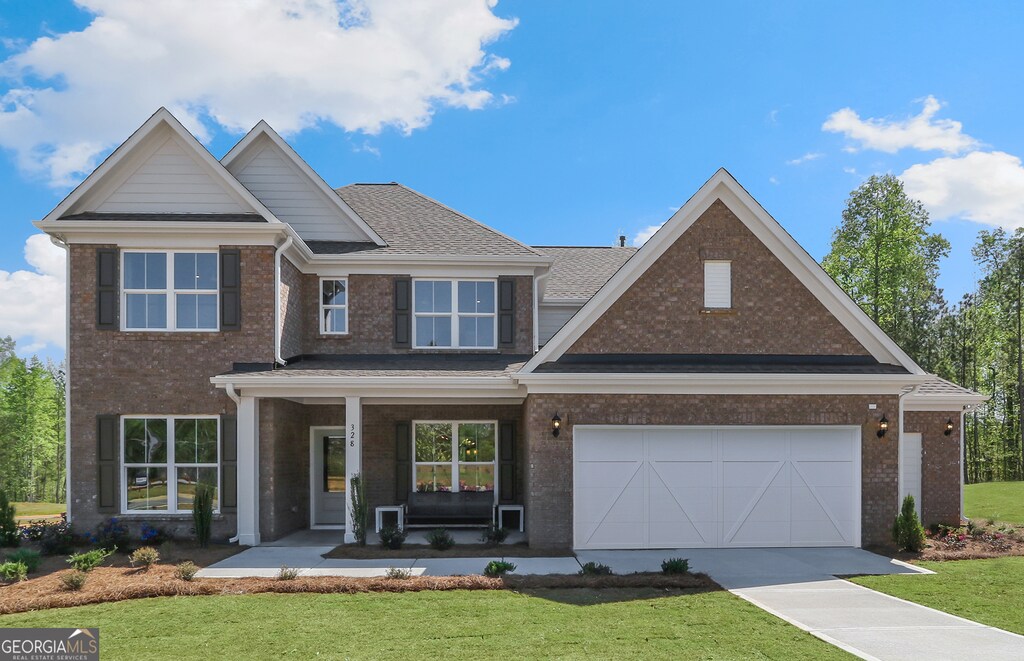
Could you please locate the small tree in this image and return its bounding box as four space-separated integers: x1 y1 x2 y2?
192 483 214 548
892 494 926 552
349 474 368 546
0 490 19 547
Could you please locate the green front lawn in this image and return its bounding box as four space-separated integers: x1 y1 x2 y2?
851 557 1024 635
0 589 848 660
965 481 1024 524
12 501 65 518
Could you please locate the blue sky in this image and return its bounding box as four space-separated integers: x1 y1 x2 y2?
1 1 1023 360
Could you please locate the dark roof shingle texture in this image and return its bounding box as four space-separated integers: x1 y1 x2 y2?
534 246 638 301
315 184 543 258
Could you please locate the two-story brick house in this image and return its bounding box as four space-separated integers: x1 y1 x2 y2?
36 108 984 550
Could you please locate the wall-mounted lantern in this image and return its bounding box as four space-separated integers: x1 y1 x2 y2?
551 413 562 438
877 415 889 438
944 419 954 436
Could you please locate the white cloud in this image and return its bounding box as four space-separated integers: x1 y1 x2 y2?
768 176 779 185
632 224 663 246
823 96 978 155
0 0 517 186
900 151 1024 228
786 152 823 165
0 234 66 351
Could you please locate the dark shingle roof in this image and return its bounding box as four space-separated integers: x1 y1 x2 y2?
534 354 911 374
533 246 638 301
316 184 543 258
60 212 266 222
225 354 529 378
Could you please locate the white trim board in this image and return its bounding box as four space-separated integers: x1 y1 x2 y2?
521 169 924 376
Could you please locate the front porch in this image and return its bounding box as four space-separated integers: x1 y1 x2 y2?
225 391 527 547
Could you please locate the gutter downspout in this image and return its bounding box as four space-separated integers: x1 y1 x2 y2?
224 383 241 543
897 383 922 512
50 234 71 522
274 236 294 366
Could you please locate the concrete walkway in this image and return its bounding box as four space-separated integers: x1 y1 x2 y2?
581 548 1023 661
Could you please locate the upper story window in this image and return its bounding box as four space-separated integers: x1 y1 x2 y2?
703 260 732 309
123 251 218 331
320 278 348 334
413 279 496 349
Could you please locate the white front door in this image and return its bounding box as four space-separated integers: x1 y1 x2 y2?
573 426 861 550
901 432 923 518
312 428 346 527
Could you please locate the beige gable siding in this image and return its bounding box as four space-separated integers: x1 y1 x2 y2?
538 303 581 346
232 140 367 241
95 136 248 214
567 200 871 356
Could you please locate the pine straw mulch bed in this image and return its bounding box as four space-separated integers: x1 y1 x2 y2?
0 564 716 616
323 542 575 559
871 520 1024 562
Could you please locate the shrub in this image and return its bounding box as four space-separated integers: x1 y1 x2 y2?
0 490 19 548
483 560 516 577
578 561 613 576
967 519 985 536
67 547 114 572
0 561 28 582
277 565 299 581
129 546 160 570
175 561 199 581
6 549 41 573
91 518 130 551
385 566 412 580
140 523 172 546
192 484 214 549
661 557 690 575
349 474 368 546
480 524 508 546
37 517 75 555
378 524 407 550
426 528 455 551
60 571 87 591
892 494 926 552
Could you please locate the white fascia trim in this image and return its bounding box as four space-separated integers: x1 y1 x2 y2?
521 169 924 376
904 396 989 412
212 378 524 400
515 372 931 395
41 108 282 224
221 122 386 246
34 220 288 247
284 240 551 274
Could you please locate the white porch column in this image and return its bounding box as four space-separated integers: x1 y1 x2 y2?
344 396 362 544
236 395 261 546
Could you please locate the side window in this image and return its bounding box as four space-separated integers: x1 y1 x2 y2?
320 278 348 334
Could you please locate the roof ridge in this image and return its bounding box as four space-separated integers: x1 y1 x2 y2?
391 183 547 259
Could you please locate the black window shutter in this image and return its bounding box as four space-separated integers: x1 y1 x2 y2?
395 421 411 502
498 277 515 348
498 420 517 503
221 415 238 511
96 248 119 330
220 249 241 331
97 415 119 511
394 277 412 348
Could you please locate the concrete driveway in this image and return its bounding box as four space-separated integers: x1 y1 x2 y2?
578 547 1024 661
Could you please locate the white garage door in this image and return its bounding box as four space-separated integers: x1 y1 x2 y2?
573 426 860 549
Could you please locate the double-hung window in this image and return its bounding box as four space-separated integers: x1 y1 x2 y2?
320 278 348 334
413 421 496 494
413 280 496 348
122 416 219 513
123 251 218 330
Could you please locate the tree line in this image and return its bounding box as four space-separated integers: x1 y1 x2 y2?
0 337 66 503
824 174 1021 484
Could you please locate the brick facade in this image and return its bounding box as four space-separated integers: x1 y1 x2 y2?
904 411 963 527
522 393 899 550
283 268 534 357
68 244 276 539
568 200 871 357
